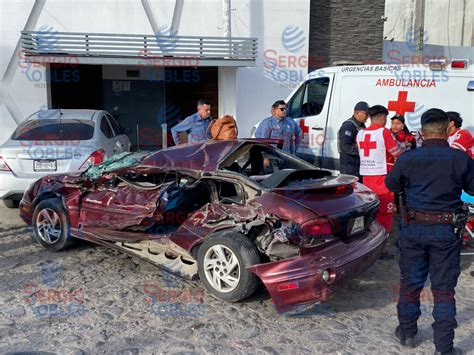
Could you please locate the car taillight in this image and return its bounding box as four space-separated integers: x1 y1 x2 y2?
301 218 332 237
0 156 12 172
79 149 105 170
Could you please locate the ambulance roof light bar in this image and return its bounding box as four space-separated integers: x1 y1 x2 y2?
451 59 469 69
428 59 446 71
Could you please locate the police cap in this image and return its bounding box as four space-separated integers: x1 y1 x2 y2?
420 108 448 127
354 101 369 113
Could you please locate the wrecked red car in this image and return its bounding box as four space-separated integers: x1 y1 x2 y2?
19 140 387 311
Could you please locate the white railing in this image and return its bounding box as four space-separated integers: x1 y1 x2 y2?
21 31 258 62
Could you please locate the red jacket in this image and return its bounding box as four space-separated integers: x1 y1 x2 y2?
448 128 473 158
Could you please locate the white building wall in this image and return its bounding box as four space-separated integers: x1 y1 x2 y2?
383 0 473 47
0 0 310 144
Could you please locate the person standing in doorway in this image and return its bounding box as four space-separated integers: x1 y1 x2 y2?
171 99 213 145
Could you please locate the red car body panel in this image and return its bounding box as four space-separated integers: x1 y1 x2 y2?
248 222 386 312
19 140 387 312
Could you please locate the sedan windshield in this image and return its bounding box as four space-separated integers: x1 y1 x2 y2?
11 119 95 141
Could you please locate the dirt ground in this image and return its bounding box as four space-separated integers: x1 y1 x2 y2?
0 204 473 355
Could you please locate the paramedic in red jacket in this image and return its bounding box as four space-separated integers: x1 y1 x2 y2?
357 105 405 233
446 111 473 158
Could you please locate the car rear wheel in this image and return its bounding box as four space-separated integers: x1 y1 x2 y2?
197 232 260 302
3 199 19 208
32 198 75 251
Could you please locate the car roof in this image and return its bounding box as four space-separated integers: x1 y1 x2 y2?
140 139 246 172
26 109 101 121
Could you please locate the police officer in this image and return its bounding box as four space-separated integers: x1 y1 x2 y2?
337 101 370 179
171 99 213 144
255 100 301 154
386 108 474 355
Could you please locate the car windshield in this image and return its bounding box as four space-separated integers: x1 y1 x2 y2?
219 142 328 187
11 119 95 141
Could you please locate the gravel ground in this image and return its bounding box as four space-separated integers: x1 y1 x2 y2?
0 204 473 355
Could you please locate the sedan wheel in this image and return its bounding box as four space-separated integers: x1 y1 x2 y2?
203 245 241 293
198 232 260 302
36 208 62 244
32 198 75 251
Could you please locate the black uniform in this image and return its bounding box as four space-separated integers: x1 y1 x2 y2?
385 139 474 353
337 116 365 178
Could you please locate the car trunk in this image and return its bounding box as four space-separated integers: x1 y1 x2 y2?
268 172 379 239
1 141 94 178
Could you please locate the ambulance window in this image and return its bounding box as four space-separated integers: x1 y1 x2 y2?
287 77 330 118
287 84 305 118
301 77 329 117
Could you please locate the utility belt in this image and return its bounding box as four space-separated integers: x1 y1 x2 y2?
407 210 455 224
407 210 468 232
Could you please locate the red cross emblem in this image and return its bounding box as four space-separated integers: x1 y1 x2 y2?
388 91 416 116
359 134 377 157
299 119 310 139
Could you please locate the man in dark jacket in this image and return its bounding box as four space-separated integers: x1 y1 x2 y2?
337 101 370 179
386 108 474 355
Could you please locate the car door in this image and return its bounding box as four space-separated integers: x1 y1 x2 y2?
286 74 334 168
78 174 163 237
106 114 131 153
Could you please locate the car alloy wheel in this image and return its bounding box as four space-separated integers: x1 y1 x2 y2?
203 244 240 293
32 198 75 251
197 231 260 302
36 208 62 244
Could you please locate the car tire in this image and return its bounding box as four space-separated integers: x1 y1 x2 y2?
32 198 75 251
197 231 260 303
3 199 19 208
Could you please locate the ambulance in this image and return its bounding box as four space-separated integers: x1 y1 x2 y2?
251 60 474 170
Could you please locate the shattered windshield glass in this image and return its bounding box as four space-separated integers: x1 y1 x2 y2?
83 151 150 180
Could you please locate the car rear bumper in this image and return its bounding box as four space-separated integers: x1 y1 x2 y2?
0 171 38 200
247 221 387 312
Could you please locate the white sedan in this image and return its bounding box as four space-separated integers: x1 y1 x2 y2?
0 109 131 207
